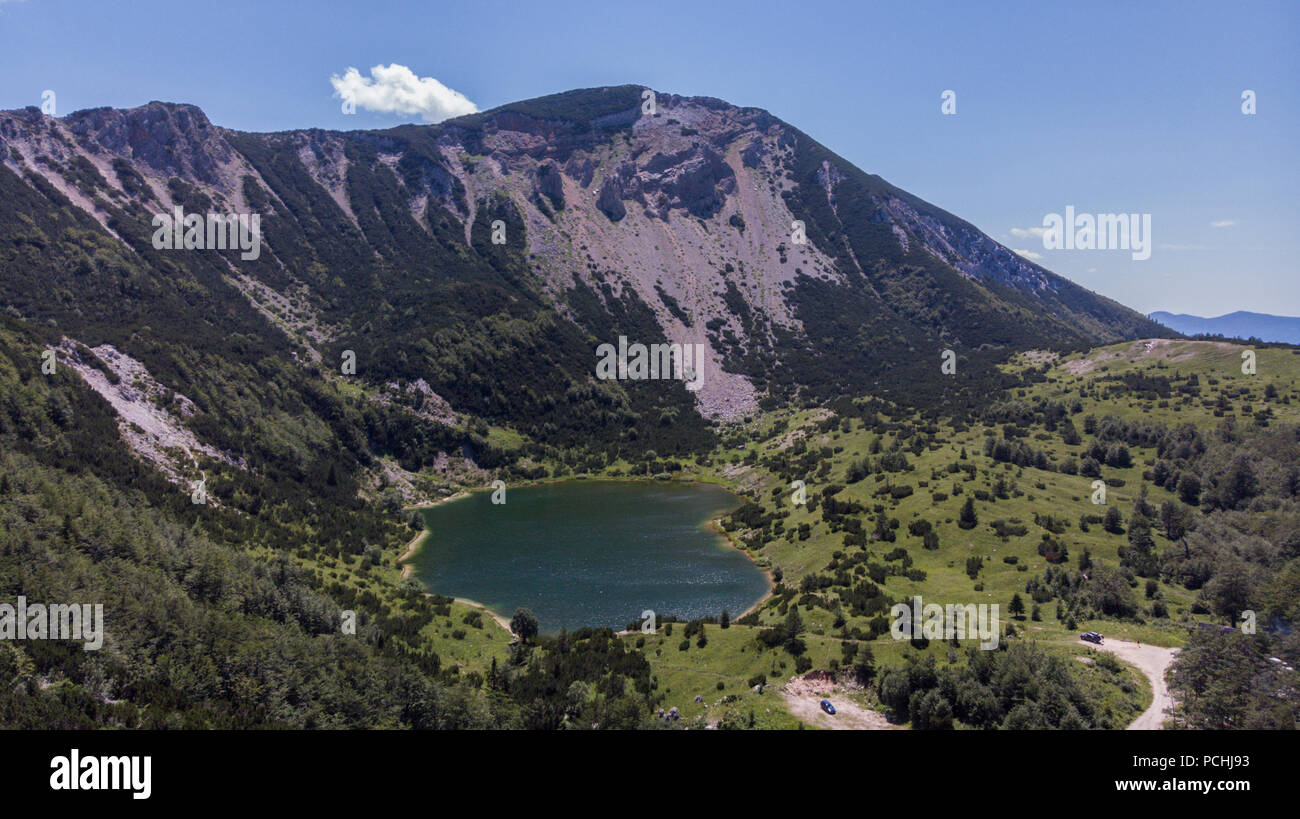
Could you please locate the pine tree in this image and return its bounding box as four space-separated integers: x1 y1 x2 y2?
1061 419 1081 446
1103 506 1124 534
1134 484 1155 519
958 497 978 530
853 643 876 684
784 607 804 641
1160 500 1187 540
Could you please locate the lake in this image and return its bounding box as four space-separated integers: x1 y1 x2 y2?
407 480 769 634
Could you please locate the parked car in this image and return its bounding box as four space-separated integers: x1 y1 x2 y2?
819 699 836 714
1081 631 1104 644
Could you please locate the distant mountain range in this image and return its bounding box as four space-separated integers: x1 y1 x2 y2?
1149 311 1300 344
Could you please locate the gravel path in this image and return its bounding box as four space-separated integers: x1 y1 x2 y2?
1077 637 1178 730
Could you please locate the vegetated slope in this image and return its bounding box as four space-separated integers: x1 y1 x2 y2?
1 86 1165 459
707 339 1299 728
0 86 1181 730
0 316 679 729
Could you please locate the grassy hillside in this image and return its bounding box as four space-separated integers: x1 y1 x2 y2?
672 338 1300 727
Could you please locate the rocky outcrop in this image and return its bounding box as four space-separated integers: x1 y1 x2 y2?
596 175 625 221
64 102 234 189
564 153 596 187
533 160 565 209
640 145 734 219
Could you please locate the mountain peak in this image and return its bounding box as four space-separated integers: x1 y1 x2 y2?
1 85 1166 427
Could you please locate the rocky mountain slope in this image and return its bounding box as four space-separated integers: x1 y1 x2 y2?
0 85 1168 482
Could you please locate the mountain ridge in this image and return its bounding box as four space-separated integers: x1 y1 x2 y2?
1149 310 1300 344
1 85 1169 487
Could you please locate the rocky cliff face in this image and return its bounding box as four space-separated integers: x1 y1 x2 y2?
0 86 1167 429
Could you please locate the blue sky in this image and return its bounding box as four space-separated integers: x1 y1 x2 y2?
3 0 1296 315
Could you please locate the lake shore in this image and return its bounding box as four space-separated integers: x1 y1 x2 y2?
707 514 775 622
452 595 514 634
397 490 515 637
396 475 771 634
398 489 472 579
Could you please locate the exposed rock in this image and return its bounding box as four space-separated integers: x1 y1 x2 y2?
55 338 240 488
533 160 565 210
641 145 734 219
595 176 625 221
564 153 596 187
64 102 232 188
1 85 1159 430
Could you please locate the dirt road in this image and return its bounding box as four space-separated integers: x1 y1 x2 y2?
781 640 1176 730
781 673 895 730
1078 637 1178 730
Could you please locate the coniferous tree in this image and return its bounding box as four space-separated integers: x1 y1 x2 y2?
958 497 978 530
1103 506 1124 534
1009 593 1025 618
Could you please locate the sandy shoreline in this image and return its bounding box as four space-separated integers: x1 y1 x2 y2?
398 489 472 579
401 488 473 513
396 489 515 637
452 596 514 633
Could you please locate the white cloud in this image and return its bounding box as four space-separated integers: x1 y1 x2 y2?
1210 220 1235 228
1010 227 1047 240
330 64 478 122
1013 248 1043 261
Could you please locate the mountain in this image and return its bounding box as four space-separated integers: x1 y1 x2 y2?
0 85 1285 732
0 83 1175 529
1149 310 1300 344
0 86 1164 465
